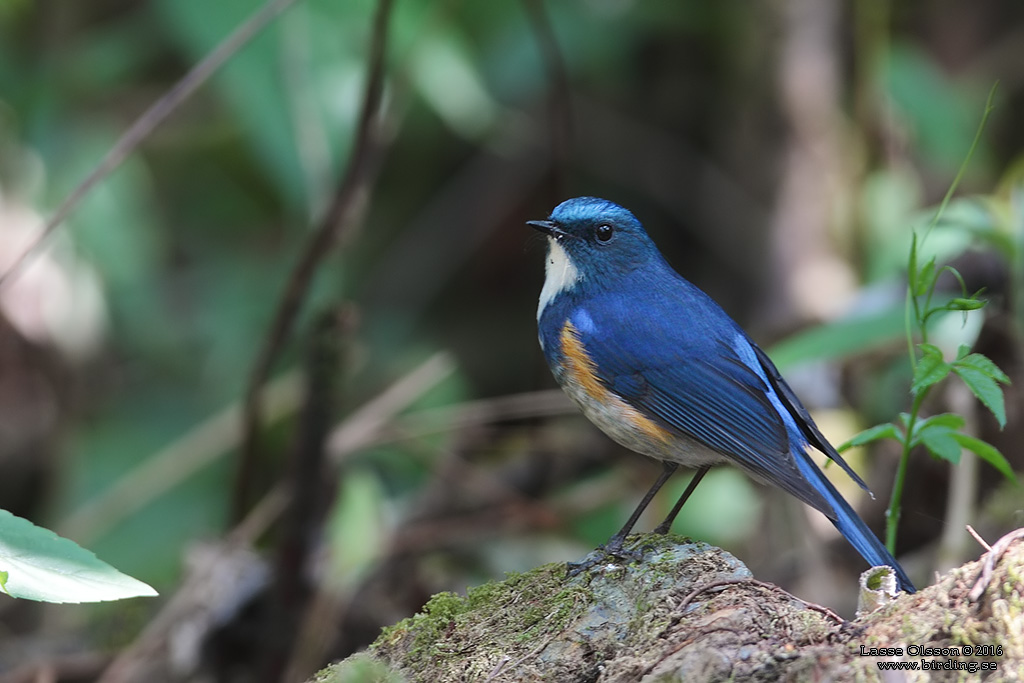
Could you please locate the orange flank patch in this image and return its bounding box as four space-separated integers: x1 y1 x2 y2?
558 321 673 446
558 322 606 402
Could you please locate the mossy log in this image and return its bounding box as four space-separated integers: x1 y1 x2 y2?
314 531 1024 682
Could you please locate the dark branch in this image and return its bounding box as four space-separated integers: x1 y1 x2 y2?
232 0 395 522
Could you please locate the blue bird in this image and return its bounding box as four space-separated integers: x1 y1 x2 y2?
528 196 915 593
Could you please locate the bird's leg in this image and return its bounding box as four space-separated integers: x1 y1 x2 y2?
652 465 710 534
566 462 678 576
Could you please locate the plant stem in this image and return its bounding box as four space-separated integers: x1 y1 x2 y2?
887 390 927 552
886 442 910 552
922 82 999 240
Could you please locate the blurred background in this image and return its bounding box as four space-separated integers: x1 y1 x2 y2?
0 0 1022 680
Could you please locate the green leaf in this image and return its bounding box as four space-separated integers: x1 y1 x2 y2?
950 352 1007 428
952 364 1008 427
919 427 962 464
954 353 1011 384
915 413 967 431
956 344 971 360
0 510 157 603
908 232 919 290
912 343 951 394
945 297 985 311
951 433 1018 484
913 256 937 297
837 423 903 453
911 414 970 464
909 412 965 452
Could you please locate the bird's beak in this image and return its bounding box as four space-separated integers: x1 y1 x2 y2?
526 219 564 238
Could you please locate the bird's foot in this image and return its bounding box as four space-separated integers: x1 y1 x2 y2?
651 520 673 535
565 537 644 577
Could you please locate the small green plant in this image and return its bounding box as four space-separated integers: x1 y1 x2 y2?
839 84 1017 553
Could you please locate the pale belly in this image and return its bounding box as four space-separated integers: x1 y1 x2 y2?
554 363 728 469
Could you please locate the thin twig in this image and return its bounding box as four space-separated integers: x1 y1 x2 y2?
0 0 302 289
676 578 845 624
965 524 992 552
968 527 1024 602
233 0 395 522
485 656 512 682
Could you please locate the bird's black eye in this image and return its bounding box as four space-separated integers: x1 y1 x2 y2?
595 224 614 243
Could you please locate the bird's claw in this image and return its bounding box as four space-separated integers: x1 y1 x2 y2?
565 539 644 577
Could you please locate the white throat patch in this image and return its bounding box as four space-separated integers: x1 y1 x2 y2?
537 238 581 320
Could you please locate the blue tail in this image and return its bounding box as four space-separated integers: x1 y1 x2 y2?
796 453 916 593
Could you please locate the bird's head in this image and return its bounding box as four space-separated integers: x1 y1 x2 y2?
528 197 659 287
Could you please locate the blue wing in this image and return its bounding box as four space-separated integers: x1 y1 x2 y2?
572 271 853 517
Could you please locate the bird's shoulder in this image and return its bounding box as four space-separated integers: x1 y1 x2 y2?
574 269 741 361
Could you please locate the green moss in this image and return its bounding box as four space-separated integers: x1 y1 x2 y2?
792 609 829 641
370 562 595 676
312 654 404 683
375 590 468 656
